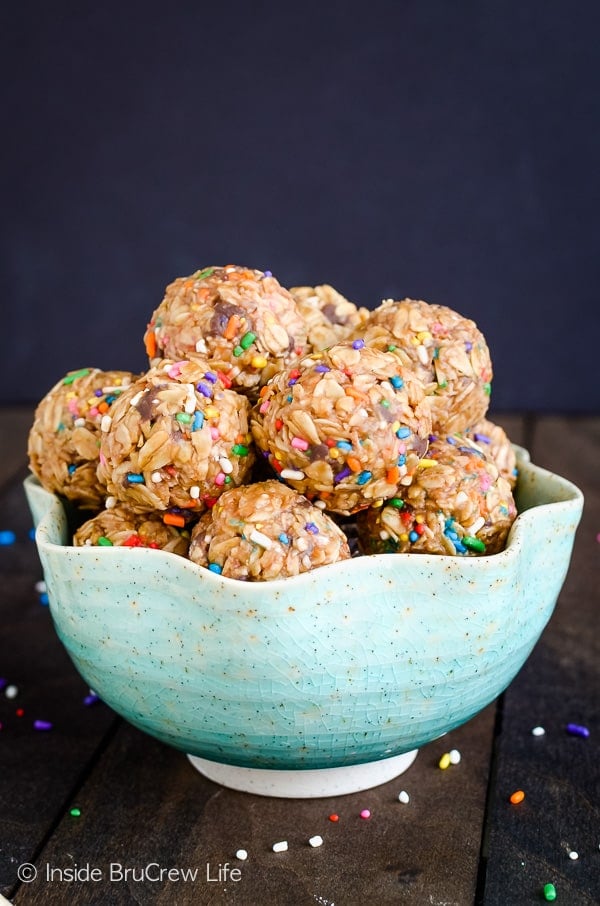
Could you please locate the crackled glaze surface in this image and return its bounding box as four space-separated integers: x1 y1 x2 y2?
24 447 583 771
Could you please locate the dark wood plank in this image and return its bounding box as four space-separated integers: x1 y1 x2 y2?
480 416 600 905
12 705 496 906
0 408 34 489
0 476 118 900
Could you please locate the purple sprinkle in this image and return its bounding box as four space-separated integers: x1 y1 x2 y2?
0 678 7 691
84 693 100 707
204 372 218 383
428 434 438 443
473 433 491 444
305 522 319 534
314 364 331 373
446 436 457 445
566 723 590 738
196 382 212 397
95 388 104 397
465 341 473 352
334 466 352 484
287 378 298 386
263 270 272 277
352 339 365 350
33 719 53 731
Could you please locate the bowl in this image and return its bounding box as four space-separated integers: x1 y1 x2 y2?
24 446 583 797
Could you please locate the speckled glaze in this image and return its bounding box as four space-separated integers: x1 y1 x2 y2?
24 447 582 773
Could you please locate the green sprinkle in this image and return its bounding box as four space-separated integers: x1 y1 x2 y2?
543 883 557 902
175 412 192 424
69 807 82 817
232 444 249 456
438 380 448 389
483 382 492 396
388 498 404 509
240 331 256 349
380 399 390 408
463 535 486 553
195 267 215 280
97 536 113 547
63 368 91 385
233 345 244 357
387 344 397 352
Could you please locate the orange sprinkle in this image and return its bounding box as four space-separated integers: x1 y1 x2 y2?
386 466 400 484
97 401 109 414
145 330 157 358
346 456 361 472
224 315 240 340
509 790 525 804
163 513 185 528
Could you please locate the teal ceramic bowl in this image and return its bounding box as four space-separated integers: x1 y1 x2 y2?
24 447 583 796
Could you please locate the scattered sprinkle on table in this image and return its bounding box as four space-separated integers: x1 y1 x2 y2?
5 685 18 699
70 807 81 818
449 749 461 764
0 530 16 545
566 723 590 738
33 719 53 731
272 841 288 853
509 790 525 804
398 790 410 804
34 580 47 594
328 813 339 822
438 752 451 770
235 849 248 861
543 882 557 901
568 850 579 860
309 835 323 848
532 726 546 736
359 809 371 819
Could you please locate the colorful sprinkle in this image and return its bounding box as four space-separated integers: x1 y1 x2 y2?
531 726 546 736
208 562 222 574
509 789 525 804
83 692 100 706
192 411 204 431
240 331 257 349
449 749 461 764
305 522 319 534
69 807 82 817
398 790 410 804
360 809 371 819
328 814 339 822
272 841 288 853
291 436 309 451
543 882 557 901
566 723 590 738
126 473 145 484
232 444 249 456
97 536 113 547
309 835 324 847
356 470 372 485
281 469 305 480
463 536 486 553
63 368 91 384
390 375 404 389
0 531 16 546
352 339 365 349
163 513 185 528
438 752 451 770
5 685 18 699
33 719 53 731
396 426 411 439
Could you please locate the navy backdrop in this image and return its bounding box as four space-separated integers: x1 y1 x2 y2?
2 1 599 410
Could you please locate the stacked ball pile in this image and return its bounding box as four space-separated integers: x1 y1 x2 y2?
28 264 517 580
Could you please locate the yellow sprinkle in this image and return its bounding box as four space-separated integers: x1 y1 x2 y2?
65 392 76 400
418 458 437 468
410 336 420 345
251 355 268 369
438 752 451 770
399 533 409 542
372 499 384 508
417 330 432 342
274 451 283 461
204 406 219 418
329 448 339 459
415 514 425 523
391 421 400 433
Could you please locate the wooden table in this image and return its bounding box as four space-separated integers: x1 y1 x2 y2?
1 410 598 905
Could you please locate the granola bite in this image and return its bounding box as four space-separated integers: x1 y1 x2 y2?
27 368 136 510
352 298 493 434
97 358 254 515
144 265 307 398
188 480 351 580
356 435 517 556
251 342 432 516
289 283 370 353
73 504 190 556
463 418 518 489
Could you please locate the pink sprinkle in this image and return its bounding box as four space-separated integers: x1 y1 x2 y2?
397 443 406 454
596 532 600 543
210 427 220 440
291 436 309 451
214 472 226 486
360 809 371 820
88 406 99 418
259 400 270 414
479 472 493 492
67 399 79 415
99 451 107 466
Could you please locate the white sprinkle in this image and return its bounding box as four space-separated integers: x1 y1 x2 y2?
195 338 207 354
249 529 273 549
301 554 312 569
35 580 47 593
5 684 18 699
100 414 112 433
295 537 309 552
73 417 86 428
568 850 579 860
105 496 117 509
129 390 143 407
281 469 305 480
398 790 410 804
102 384 126 393
314 499 326 509
272 841 288 853
449 749 461 764
416 344 430 365
468 516 485 535
379 530 389 540
308 835 323 848
189 485 200 499
219 458 234 474
531 726 546 736
235 849 248 861
151 472 162 483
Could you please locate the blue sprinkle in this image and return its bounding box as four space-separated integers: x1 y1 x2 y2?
352 339 365 350
397 454 406 466
305 522 319 534
67 464 77 474
396 427 411 439
39 593 49 606
192 411 205 431
390 375 404 389
409 531 418 542
208 563 223 574
336 441 353 451
432 347 439 359
105 394 117 405
28 528 36 541
126 473 145 484
0 530 17 545
286 395 293 403
278 533 290 545
356 470 372 485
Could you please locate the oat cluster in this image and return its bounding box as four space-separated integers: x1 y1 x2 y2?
28 264 518 577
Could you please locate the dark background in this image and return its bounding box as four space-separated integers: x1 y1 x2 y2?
2 1 599 411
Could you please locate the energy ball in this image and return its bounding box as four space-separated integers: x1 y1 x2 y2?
357 435 517 556
251 342 432 515
97 358 254 514
464 418 518 488
352 298 493 434
289 283 370 353
144 265 307 398
73 505 190 556
27 368 136 510
188 480 351 580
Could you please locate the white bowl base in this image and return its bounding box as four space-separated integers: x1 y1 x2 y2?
186 750 418 798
